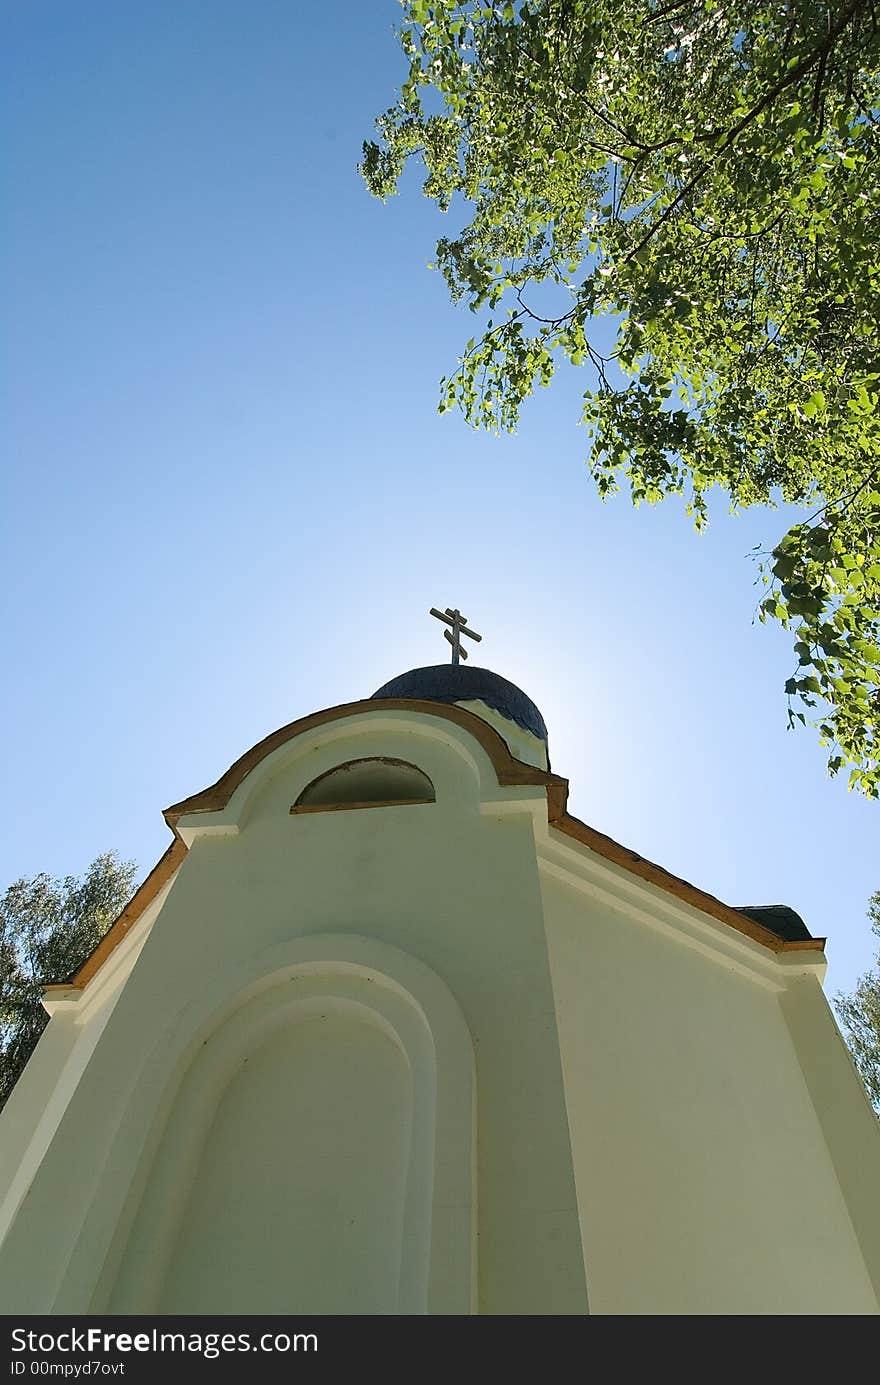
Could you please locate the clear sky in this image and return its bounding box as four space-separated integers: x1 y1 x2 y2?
2 0 877 1001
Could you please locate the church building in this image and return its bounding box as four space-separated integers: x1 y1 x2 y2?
1 609 879 1314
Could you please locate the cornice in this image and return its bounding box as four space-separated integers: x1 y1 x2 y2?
43 698 823 1001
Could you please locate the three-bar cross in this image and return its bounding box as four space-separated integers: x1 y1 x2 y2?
429 607 482 665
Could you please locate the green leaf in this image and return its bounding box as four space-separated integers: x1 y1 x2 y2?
365 0 880 798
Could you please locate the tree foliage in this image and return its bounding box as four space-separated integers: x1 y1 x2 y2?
362 0 880 793
0 852 137 1113
835 890 880 1110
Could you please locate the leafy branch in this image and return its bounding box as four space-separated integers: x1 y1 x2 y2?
363 0 880 794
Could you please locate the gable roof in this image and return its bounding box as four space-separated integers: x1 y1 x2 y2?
44 697 823 998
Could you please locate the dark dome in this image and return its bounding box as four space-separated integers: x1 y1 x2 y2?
371 665 548 743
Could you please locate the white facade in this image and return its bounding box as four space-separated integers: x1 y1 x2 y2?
1 686 878 1314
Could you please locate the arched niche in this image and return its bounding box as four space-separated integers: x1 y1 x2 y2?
155 995 413 1314
291 757 436 813
98 939 476 1315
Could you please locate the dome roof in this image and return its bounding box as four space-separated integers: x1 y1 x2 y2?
371 665 548 743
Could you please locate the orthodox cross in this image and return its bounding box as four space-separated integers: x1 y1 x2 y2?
429 607 482 665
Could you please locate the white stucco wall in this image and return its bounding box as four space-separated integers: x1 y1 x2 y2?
0 701 877 1315
0 712 585 1315
454 699 548 769
542 865 880 1314
156 1013 413 1314
0 876 176 1252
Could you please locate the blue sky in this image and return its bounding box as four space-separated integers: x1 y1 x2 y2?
2 0 877 1000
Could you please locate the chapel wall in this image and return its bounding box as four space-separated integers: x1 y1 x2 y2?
542 871 879 1314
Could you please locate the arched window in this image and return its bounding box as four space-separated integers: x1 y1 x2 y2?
291 757 435 813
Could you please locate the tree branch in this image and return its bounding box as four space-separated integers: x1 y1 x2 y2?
624 0 871 263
